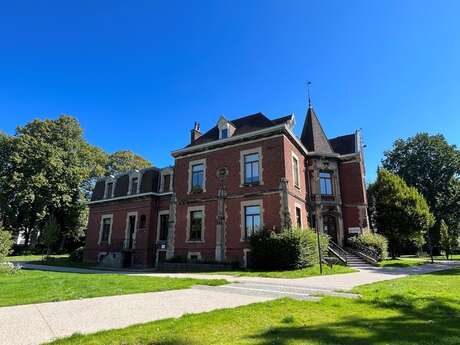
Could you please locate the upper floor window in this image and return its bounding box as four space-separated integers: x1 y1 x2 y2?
189 210 203 241
105 182 113 199
130 177 139 194
139 214 147 228
163 174 171 192
244 153 260 184
244 205 261 239
220 128 228 139
292 156 300 188
192 164 204 190
319 172 333 195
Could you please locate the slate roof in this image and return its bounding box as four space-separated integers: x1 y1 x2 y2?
91 167 161 202
329 134 357 155
300 106 334 153
188 113 293 147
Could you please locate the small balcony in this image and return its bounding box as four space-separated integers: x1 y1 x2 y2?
311 193 338 203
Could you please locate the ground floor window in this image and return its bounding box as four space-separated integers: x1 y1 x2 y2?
295 207 302 228
100 217 112 244
159 214 169 241
189 210 203 241
244 205 261 239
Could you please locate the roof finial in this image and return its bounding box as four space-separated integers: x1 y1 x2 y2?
307 81 312 108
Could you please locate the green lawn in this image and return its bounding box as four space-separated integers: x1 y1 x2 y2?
7 254 93 268
208 264 356 278
48 268 460 345
0 270 226 307
379 257 429 268
434 254 460 260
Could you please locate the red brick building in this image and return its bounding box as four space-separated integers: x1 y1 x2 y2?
84 104 368 268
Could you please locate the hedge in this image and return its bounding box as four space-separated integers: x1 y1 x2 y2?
248 228 329 270
348 232 388 261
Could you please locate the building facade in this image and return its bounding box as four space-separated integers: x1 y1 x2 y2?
84 104 368 268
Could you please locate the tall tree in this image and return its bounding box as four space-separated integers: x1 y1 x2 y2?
105 150 152 176
368 169 435 258
0 116 106 247
382 133 460 249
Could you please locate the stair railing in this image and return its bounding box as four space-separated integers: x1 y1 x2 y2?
347 241 380 262
327 240 348 265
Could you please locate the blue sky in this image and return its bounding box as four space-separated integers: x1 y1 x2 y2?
1 1 459 181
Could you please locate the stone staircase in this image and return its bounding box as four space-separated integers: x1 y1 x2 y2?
345 251 376 269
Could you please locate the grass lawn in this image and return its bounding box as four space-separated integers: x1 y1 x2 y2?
0 270 226 307
7 254 93 268
48 268 460 345
434 254 460 261
208 264 356 278
379 257 429 268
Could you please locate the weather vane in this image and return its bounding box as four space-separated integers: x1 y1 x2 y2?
307 81 312 108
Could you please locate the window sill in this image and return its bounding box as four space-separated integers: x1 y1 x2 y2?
185 240 205 243
242 182 261 187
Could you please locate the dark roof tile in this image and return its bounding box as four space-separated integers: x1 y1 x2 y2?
329 134 356 155
188 113 292 147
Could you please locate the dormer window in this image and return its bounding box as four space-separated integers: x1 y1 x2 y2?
217 115 235 140
105 182 114 199
130 177 139 195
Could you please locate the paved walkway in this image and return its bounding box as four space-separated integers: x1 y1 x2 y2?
3 261 459 345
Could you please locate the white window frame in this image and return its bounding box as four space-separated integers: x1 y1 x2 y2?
240 147 263 186
240 199 264 241
104 178 115 199
128 171 141 195
188 158 206 193
124 211 138 249
156 210 170 242
186 205 205 243
160 168 173 193
98 214 113 245
292 152 300 189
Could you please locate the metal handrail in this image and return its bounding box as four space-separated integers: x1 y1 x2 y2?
347 240 380 262
327 240 348 265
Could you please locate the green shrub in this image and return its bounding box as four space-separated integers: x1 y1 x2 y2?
69 247 84 262
348 232 388 261
0 229 13 263
249 228 329 270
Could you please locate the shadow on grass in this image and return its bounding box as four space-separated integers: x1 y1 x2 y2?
249 294 460 345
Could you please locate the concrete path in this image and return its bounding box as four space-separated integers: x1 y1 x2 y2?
3 261 459 345
139 260 460 290
0 287 275 345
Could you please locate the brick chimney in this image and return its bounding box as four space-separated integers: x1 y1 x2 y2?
190 122 201 144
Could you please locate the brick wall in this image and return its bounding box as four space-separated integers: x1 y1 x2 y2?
84 195 170 266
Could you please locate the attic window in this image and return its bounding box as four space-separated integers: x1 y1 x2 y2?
217 116 234 140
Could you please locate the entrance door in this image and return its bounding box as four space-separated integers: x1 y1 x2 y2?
323 215 338 244
127 215 136 249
